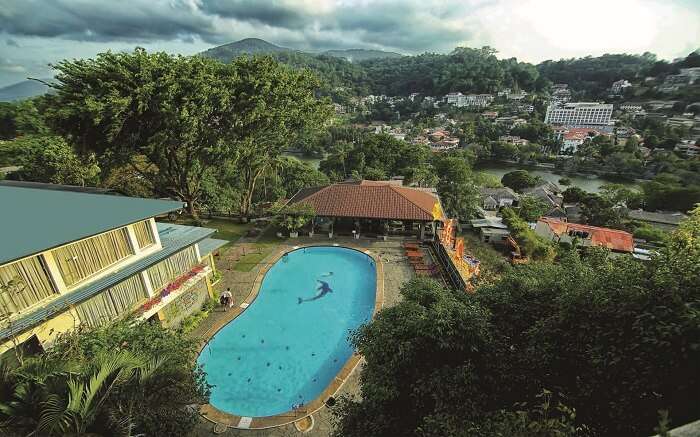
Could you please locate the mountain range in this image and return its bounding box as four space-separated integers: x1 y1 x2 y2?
1 38 402 102
0 79 53 102
200 38 402 62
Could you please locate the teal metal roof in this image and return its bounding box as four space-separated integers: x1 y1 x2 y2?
0 223 214 341
0 184 184 265
198 238 229 258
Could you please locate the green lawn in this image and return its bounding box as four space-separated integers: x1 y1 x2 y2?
232 244 276 272
173 218 254 245
205 219 255 244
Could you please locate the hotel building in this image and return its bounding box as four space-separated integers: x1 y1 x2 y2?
0 182 226 359
545 102 613 129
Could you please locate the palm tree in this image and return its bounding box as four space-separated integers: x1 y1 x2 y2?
1 351 165 436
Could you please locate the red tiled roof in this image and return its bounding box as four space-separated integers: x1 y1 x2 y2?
288 181 441 221
538 218 634 253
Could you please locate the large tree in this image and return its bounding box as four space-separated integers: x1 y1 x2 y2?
43 49 330 216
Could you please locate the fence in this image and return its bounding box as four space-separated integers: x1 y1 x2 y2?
430 234 467 292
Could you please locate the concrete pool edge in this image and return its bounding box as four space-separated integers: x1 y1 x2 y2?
198 243 385 430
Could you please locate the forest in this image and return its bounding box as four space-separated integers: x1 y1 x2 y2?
202 41 699 102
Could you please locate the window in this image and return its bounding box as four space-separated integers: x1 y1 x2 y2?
146 246 199 292
52 227 133 287
75 274 148 327
133 220 155 249
0 256 57 317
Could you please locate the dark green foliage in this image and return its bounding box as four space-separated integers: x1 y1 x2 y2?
11 136 100 186
501 207 556 260
433 154 481 220
517 194 551 222
43 49 330 216
642 176 700 212
537 53 657 98
320 132 432 181
563 186 587 203
501 170 540 191
47 319 209 436
333 209 700 436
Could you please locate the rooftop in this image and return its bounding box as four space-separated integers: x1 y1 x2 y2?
538 218 634 253
628 209 688 225
0 182 183 265
288 180 442 222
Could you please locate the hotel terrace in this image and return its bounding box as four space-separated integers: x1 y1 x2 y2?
0 182 226 360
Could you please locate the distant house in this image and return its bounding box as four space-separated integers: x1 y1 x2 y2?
542 207 567 221
559 128 603 153
535 218 634 253
499 135 530 146
521 182 563 208
627 209 688 231
610 79 632 95
675 140 700 157
479 187 520 210
469 218 510 245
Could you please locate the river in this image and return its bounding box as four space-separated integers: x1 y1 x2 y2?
285 152 637 193
475 163 639 193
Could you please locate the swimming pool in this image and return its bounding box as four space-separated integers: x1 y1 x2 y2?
197 246 377 418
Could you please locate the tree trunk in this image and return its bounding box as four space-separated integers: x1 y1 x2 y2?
186 198 198 219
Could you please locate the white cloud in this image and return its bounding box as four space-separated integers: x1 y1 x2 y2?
465 0 700 61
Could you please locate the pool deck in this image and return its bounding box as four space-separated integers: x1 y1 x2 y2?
193 239 404 432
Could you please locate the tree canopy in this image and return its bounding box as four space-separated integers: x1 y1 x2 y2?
42 49 331 216
333 207 700 436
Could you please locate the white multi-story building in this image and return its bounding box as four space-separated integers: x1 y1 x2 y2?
544 102 613 127
610 80 632 95
445 93 494 108
619 104 643 113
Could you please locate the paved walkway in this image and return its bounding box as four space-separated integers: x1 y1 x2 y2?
190 236 415 437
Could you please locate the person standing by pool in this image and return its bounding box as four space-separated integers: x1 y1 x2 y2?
220 288 233 311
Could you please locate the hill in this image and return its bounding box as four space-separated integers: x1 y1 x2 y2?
200 38 295 60
323 49 403 62
0 79 52 102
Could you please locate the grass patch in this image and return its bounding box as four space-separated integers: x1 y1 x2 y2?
232 244 276 272
459 231 511 283
174 218 254 245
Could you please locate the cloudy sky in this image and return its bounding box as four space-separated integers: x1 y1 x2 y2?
1 0 699 87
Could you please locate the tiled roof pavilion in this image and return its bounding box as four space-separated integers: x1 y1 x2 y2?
288 180 442 222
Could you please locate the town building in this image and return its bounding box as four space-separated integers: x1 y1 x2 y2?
479 187 519 210
559 128 602 153
445 92 494 108
0 182 226 357
534 218 634 253
675 139 700 157
610 79 632 95
469 218 510 245
627 209 688 231
544 102 613 128
498 135 530 146
550 84 572 104
658 67 700 93
667 116 695 129
521 182 563 208
507 91 528 100
619 104 643 113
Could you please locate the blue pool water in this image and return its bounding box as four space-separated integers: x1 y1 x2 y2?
197 246 377 417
